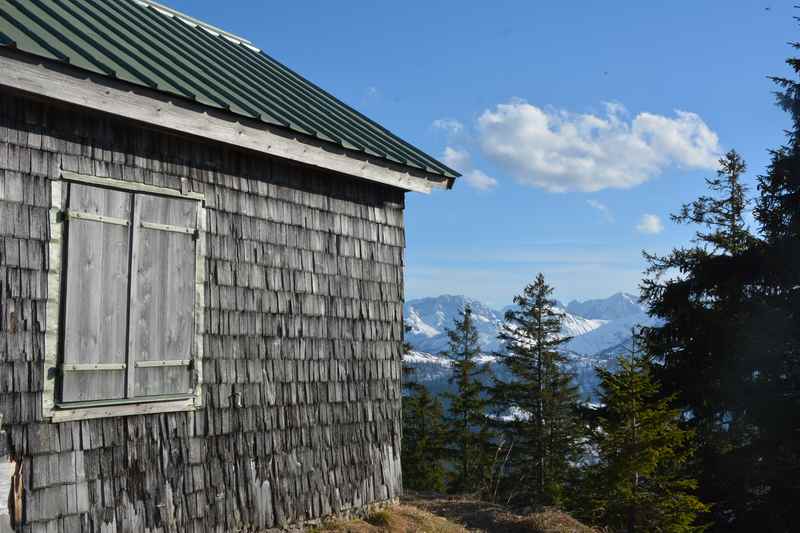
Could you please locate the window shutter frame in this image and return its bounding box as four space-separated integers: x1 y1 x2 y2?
44 173 206 421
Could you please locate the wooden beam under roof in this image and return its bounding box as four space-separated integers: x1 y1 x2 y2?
0 50 451 193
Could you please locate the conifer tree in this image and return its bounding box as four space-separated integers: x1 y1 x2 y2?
586 336 709 533
402 381 448 492
442 305 493 494
491 273 582 508
401 326 447 492
740 37 800 528
674 150 753 255
640 150 759 526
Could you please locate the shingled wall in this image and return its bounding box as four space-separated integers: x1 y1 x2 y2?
0 90 405 532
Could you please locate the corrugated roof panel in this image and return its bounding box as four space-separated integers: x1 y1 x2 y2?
81 0 264 117
49 0 194 98
38 0 171 90
0 0 458 181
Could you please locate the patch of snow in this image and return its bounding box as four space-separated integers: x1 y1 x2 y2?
492 406 531 422
406 308 440 338
557 308 607 337
475 353 500 365
404 351 451 366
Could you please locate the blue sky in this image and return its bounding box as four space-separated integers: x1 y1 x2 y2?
167 0 795 306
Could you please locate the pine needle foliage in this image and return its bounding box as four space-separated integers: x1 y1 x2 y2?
673 149 754 255
441 305 494 495
402 326 447 492
740 32 800 529
491 273 583 509
640 150 761 527
586 337 709 533
402 382 448 492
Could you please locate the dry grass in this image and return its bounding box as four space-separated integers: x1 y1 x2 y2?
495 508 598 533
403 495 598 533
307 498 597 533
309 505 469 533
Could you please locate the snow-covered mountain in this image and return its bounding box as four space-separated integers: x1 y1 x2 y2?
405 295 504 353
566 292 645 321
406 295 606 354
403 293 657 399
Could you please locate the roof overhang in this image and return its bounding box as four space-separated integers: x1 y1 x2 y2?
0 49 453 193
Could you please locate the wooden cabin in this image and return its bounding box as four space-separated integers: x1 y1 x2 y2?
0 1 457 531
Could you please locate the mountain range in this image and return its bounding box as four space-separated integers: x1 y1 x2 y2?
403 292 656 399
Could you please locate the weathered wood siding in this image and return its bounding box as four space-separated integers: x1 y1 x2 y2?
0 91 404 532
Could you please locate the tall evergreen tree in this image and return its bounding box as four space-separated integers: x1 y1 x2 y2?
674 150 753 255
739 37 800 529
585 336 709 533
402 381 448 492
402 327 447 492
491 273 583 508
640 150 759 528
442 305 494 495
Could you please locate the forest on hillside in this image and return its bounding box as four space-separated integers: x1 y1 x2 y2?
401 24 800 533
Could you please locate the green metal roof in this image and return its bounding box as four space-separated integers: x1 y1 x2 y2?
0 0 458 181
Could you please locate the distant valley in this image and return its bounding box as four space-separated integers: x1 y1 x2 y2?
403 292 657 399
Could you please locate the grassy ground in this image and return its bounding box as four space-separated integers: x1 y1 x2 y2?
309 504 469 533
310 495 598 533
1 457 595 533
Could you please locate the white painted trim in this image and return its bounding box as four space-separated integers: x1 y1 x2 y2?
0 52 449 193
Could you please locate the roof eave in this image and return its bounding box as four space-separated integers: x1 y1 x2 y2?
0 48 450 193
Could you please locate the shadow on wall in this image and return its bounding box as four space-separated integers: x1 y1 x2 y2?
0 459 11 533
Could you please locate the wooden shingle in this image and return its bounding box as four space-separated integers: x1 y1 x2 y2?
0 92 405 531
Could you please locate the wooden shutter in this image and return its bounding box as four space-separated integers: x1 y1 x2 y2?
62 184 131 402
128 194 197 397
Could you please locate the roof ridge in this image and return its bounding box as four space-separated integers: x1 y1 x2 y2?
132 0 257 50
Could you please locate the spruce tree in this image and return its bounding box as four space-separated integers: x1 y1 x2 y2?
442 305 493 495
491 273 582 508
586 336 709 533
401 325 447 492
641 30 800 526
741 37 800 529
640 150 759 527
402 381 448 492
673 150 753 255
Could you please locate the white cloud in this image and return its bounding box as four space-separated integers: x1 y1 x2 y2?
441 146 497 191
587 199 613 222
476 99 721 192
636 214 664 235
432 118 465 136
632 111 720 168
464 169 498 190
442 146 470 170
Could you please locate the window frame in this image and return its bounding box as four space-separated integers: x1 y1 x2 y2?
43 171 207 423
